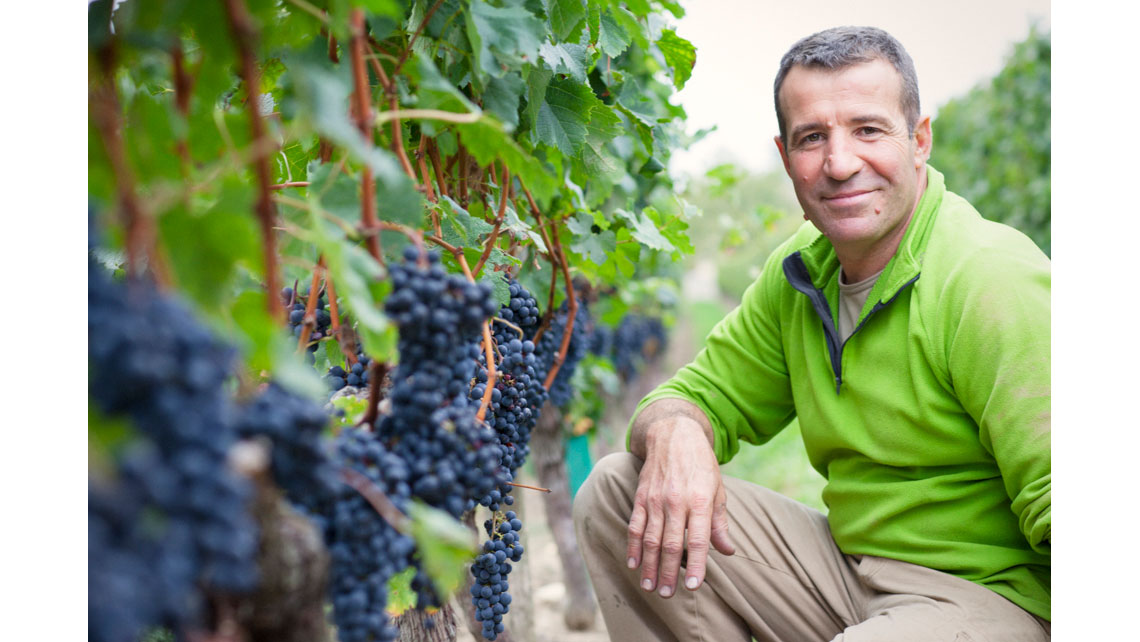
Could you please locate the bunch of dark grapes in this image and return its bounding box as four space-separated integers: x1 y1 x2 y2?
323 428 417 642
282 286 333 364
326 353 374 393
469 511 525 640
536 297 591 407
319 247 503 627
612 314 668 381
88 260 259 642
233 383 339 521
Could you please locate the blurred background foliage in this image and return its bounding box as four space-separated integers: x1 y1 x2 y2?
930 26 1051 255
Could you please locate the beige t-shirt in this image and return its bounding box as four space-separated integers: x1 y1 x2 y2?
838 268 883 343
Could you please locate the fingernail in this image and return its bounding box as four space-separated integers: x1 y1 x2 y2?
627 557 637 569
658 585 673 598
641 579 654 591
686 576 700 590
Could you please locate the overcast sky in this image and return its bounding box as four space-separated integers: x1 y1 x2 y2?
667 0 1052 178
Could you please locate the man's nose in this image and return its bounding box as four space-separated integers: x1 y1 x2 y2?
822 136 862 181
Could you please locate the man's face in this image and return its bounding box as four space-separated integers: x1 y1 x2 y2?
775 58 932 260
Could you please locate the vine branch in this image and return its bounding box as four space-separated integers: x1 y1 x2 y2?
472 165 509 278
223 0 284 323
342 468 409 532
349 8 383 264
393 0 446 74
296 258 325 353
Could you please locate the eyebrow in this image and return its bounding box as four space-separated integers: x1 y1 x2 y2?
789 114 893 142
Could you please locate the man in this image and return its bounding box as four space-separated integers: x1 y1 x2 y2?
573 26 1050 641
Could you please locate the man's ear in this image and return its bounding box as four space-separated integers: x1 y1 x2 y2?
913 115 932 167
774 135 791 175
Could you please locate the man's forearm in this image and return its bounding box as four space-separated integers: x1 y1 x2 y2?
629 397 716 460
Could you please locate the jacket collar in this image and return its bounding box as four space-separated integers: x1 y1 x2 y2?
788 165 946 304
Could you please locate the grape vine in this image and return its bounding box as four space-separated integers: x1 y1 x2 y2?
88 0 698 638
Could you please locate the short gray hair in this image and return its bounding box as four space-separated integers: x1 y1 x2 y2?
774 26 921 144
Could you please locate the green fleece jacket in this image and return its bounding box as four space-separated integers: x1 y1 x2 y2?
632 166 1051 619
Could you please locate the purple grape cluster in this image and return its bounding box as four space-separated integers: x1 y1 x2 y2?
470 511 524 640
88 260 259 642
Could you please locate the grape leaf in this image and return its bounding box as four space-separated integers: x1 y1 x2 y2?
408 501 478 598
454 118 558 205
547 0 586 40
597 7 634 58
465 0 546 83
538 40 590 84
617 208 674 252
657 29 696 90
157 180 260 310
535 77 605 155
483 72 527 131
570 228 617 266
479 267 513 308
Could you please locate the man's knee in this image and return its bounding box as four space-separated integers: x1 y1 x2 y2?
573 451 641 527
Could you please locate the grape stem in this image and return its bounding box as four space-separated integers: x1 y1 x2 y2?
325 274 359 367
427 138 449 199
223 0 284 324
361 361 390 429
90 43 152 282
393 0 447 75
171 43 196 176
519 183 577 389
297 258 326 353
349 9 384 265
507 481 551 493
416 136 438 204
491 317 524 339
472 164 510 278
341 468 409 533
269 181 311 190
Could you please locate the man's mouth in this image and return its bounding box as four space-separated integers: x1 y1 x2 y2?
822 190 874 207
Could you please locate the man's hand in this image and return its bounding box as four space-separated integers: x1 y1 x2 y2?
627 399 735 598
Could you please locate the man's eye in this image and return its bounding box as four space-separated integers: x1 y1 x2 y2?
800 133 822 144
858 126 881 135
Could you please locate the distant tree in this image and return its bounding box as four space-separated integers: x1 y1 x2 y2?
931 27 1051 255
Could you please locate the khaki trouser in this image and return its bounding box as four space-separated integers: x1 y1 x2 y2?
573 453 1051 642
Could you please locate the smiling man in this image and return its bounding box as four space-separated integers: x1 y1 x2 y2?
573 26 1051 641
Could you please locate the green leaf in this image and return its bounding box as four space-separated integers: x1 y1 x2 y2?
356 0 405 19
483 72 527 131
229 291 279 374
547 0 587 41
535 77 603 155
157 181 261 309
479 267 513 307
657 29 696 90
408 501 478 599
523 66 553 135
329 395 371 431
454 119 559 205
597 7 634 58
302 192 397 364
440 196 494 247
571 227 617 266
466 0 546 83
617 208 674 252
386 567 418 615
503 206 548 252
290 58 424 222
538 41 590 84
643 205 694 256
